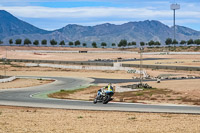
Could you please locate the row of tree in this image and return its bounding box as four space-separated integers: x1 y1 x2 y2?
1 38 200 48
165 38 200 45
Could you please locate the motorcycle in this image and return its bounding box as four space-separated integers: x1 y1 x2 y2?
93 90 114 104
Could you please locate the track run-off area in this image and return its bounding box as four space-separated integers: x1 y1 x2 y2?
0 76 200 114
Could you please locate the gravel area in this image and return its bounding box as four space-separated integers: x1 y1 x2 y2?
0 106 200 133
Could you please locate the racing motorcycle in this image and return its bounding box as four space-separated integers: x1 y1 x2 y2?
93 90 114 104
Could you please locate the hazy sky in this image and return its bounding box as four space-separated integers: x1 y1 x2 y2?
0 0 199 31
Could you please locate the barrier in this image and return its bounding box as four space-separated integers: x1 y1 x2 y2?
3 59 200 71
0 76 16 83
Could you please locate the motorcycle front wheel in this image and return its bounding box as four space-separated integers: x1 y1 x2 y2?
93 98 97 104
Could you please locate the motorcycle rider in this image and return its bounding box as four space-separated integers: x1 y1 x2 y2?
96 83 113 98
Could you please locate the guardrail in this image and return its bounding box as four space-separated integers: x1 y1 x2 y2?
3 59 200 71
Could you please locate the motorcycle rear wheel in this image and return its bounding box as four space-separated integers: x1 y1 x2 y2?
103 95 110 104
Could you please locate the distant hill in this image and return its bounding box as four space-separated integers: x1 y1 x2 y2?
0 10 200 46
0 10 50 39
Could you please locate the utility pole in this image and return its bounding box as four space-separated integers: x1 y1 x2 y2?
3 48 7 76
139 47 144 85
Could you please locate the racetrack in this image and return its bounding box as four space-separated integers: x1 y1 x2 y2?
0 76 200 114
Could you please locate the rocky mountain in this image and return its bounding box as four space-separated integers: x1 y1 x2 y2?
0 10 200 46
0 10 50 39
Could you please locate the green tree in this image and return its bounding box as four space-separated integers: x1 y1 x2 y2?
33 40 39 46
24 38 32 45
140 42 145 46
118 39 127 47
75 40 81 46
112 43 116 47
41 40 47 45
15 39 22 45
154 41 161 46
9 39 13 45
187 39 194 45
131 41 137 46
194 39 200 45
180 40 186 45
0 40 3 44
92 42 97 48
68 41 74 47
172 39 178 45
165 38 172 45
50 39 57 46
128 42 132 46
148 40 155 46
59 40 65 46
82 43 87 47
101 42 107 47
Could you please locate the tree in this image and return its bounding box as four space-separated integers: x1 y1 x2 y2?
41 40 47 45
112 43 116 47
82 43 87 47
180 40 186 45
118 39 127 47
33 40 39 46
172 39 178 45
194 39 200 45
128 42 132 46
9 39 13 45
0 40 3 44
59 40 65 46
92 42 97 48
101 42 107 47
165 38 172 45
187 39 194 45
68 41 74 47
24 38 32 45
140 42 145 46
154 41 161 46
131 41 137 46
15 39 22 45
148 40 155 46
50 39 57 46
75 40 81 46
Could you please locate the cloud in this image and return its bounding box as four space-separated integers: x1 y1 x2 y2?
0 6 171 18
1 5 199 20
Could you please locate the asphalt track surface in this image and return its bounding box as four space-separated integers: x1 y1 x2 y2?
0 76 200 114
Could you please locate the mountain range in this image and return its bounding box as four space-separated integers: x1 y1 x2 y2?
0 10 200 46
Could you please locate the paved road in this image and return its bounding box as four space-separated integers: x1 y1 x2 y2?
0 76 200 114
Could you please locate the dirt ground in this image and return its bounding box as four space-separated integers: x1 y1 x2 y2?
49 79 200 105
0 106 199 133
1 46 200 62
0 78 53 89
1 46 200 132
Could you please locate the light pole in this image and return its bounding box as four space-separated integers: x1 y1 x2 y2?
170 3 180 41
139 47 144 85
4 48 7 76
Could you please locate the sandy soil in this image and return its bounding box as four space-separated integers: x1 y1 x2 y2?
0 106 199 133
0 62 137 79
0 78 53 89
123 59 200 67
1 46 200 62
